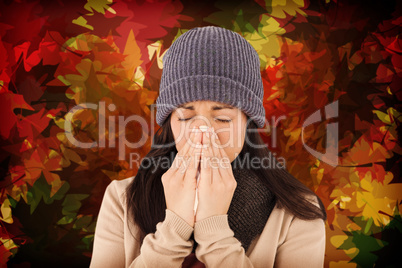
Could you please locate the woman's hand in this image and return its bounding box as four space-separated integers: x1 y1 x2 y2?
161 126 203 228
195 127 237 222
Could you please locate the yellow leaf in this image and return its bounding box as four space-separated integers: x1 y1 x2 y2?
0 236 18 251
269 0 308 19
122 30 143 81
147 41 167 69
330 234 348 248
72 17 94 31
373 110 391 124
133 66 145 88
84 0 116 14
329 261 357 268
244 14 284 67
0 199 13 224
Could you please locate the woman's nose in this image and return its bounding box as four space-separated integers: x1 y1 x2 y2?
190 117 213 129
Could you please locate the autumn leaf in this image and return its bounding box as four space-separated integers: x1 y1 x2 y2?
0 92 33 139
25 174 69 214
121 29 143 80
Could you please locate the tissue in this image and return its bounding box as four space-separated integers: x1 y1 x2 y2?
194 125 209 215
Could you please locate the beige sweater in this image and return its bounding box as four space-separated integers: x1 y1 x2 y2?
90 176 326 268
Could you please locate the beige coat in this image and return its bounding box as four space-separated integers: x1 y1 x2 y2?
90 176 326 267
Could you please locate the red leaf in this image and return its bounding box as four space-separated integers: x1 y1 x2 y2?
0 92 33 139
17 107 62 141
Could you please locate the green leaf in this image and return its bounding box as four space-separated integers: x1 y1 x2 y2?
26 174 70 214
57 194 90 226
73 215 93 230
341 208 402 267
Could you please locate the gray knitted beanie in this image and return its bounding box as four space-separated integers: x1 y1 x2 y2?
156 26 265 128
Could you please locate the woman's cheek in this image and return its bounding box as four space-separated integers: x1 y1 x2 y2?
214 133 231 161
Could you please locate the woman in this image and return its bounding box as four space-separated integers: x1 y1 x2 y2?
90 26 327 267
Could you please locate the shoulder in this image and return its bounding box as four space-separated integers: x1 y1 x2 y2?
265 195 325 241
103 176 136 207
273 196 326 266
292 193 326 228
280 195 326 244
107 176 135 193
270 194 323 221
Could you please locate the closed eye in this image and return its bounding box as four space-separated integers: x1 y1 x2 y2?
178 118 232 123
215 118 232 123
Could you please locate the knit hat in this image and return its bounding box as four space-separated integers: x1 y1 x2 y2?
156 26 266 128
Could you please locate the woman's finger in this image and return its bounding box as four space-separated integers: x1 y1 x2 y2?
171 126 198 174
208 128 224 183
210 127 221 159
212 129 234 179
199 131 212 186
184 129 203 181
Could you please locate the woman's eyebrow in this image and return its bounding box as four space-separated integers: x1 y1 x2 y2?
177 104 234 110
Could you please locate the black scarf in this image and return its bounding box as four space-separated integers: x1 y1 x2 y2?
190 167 276 253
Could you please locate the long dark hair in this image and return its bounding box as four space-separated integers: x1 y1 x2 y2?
126 113 327 242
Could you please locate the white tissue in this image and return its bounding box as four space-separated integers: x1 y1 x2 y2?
199 125 209 132
194 125 209 215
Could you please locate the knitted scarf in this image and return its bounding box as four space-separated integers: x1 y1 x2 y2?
189 166 276 253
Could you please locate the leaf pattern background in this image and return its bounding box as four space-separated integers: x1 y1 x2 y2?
0 0 401 267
